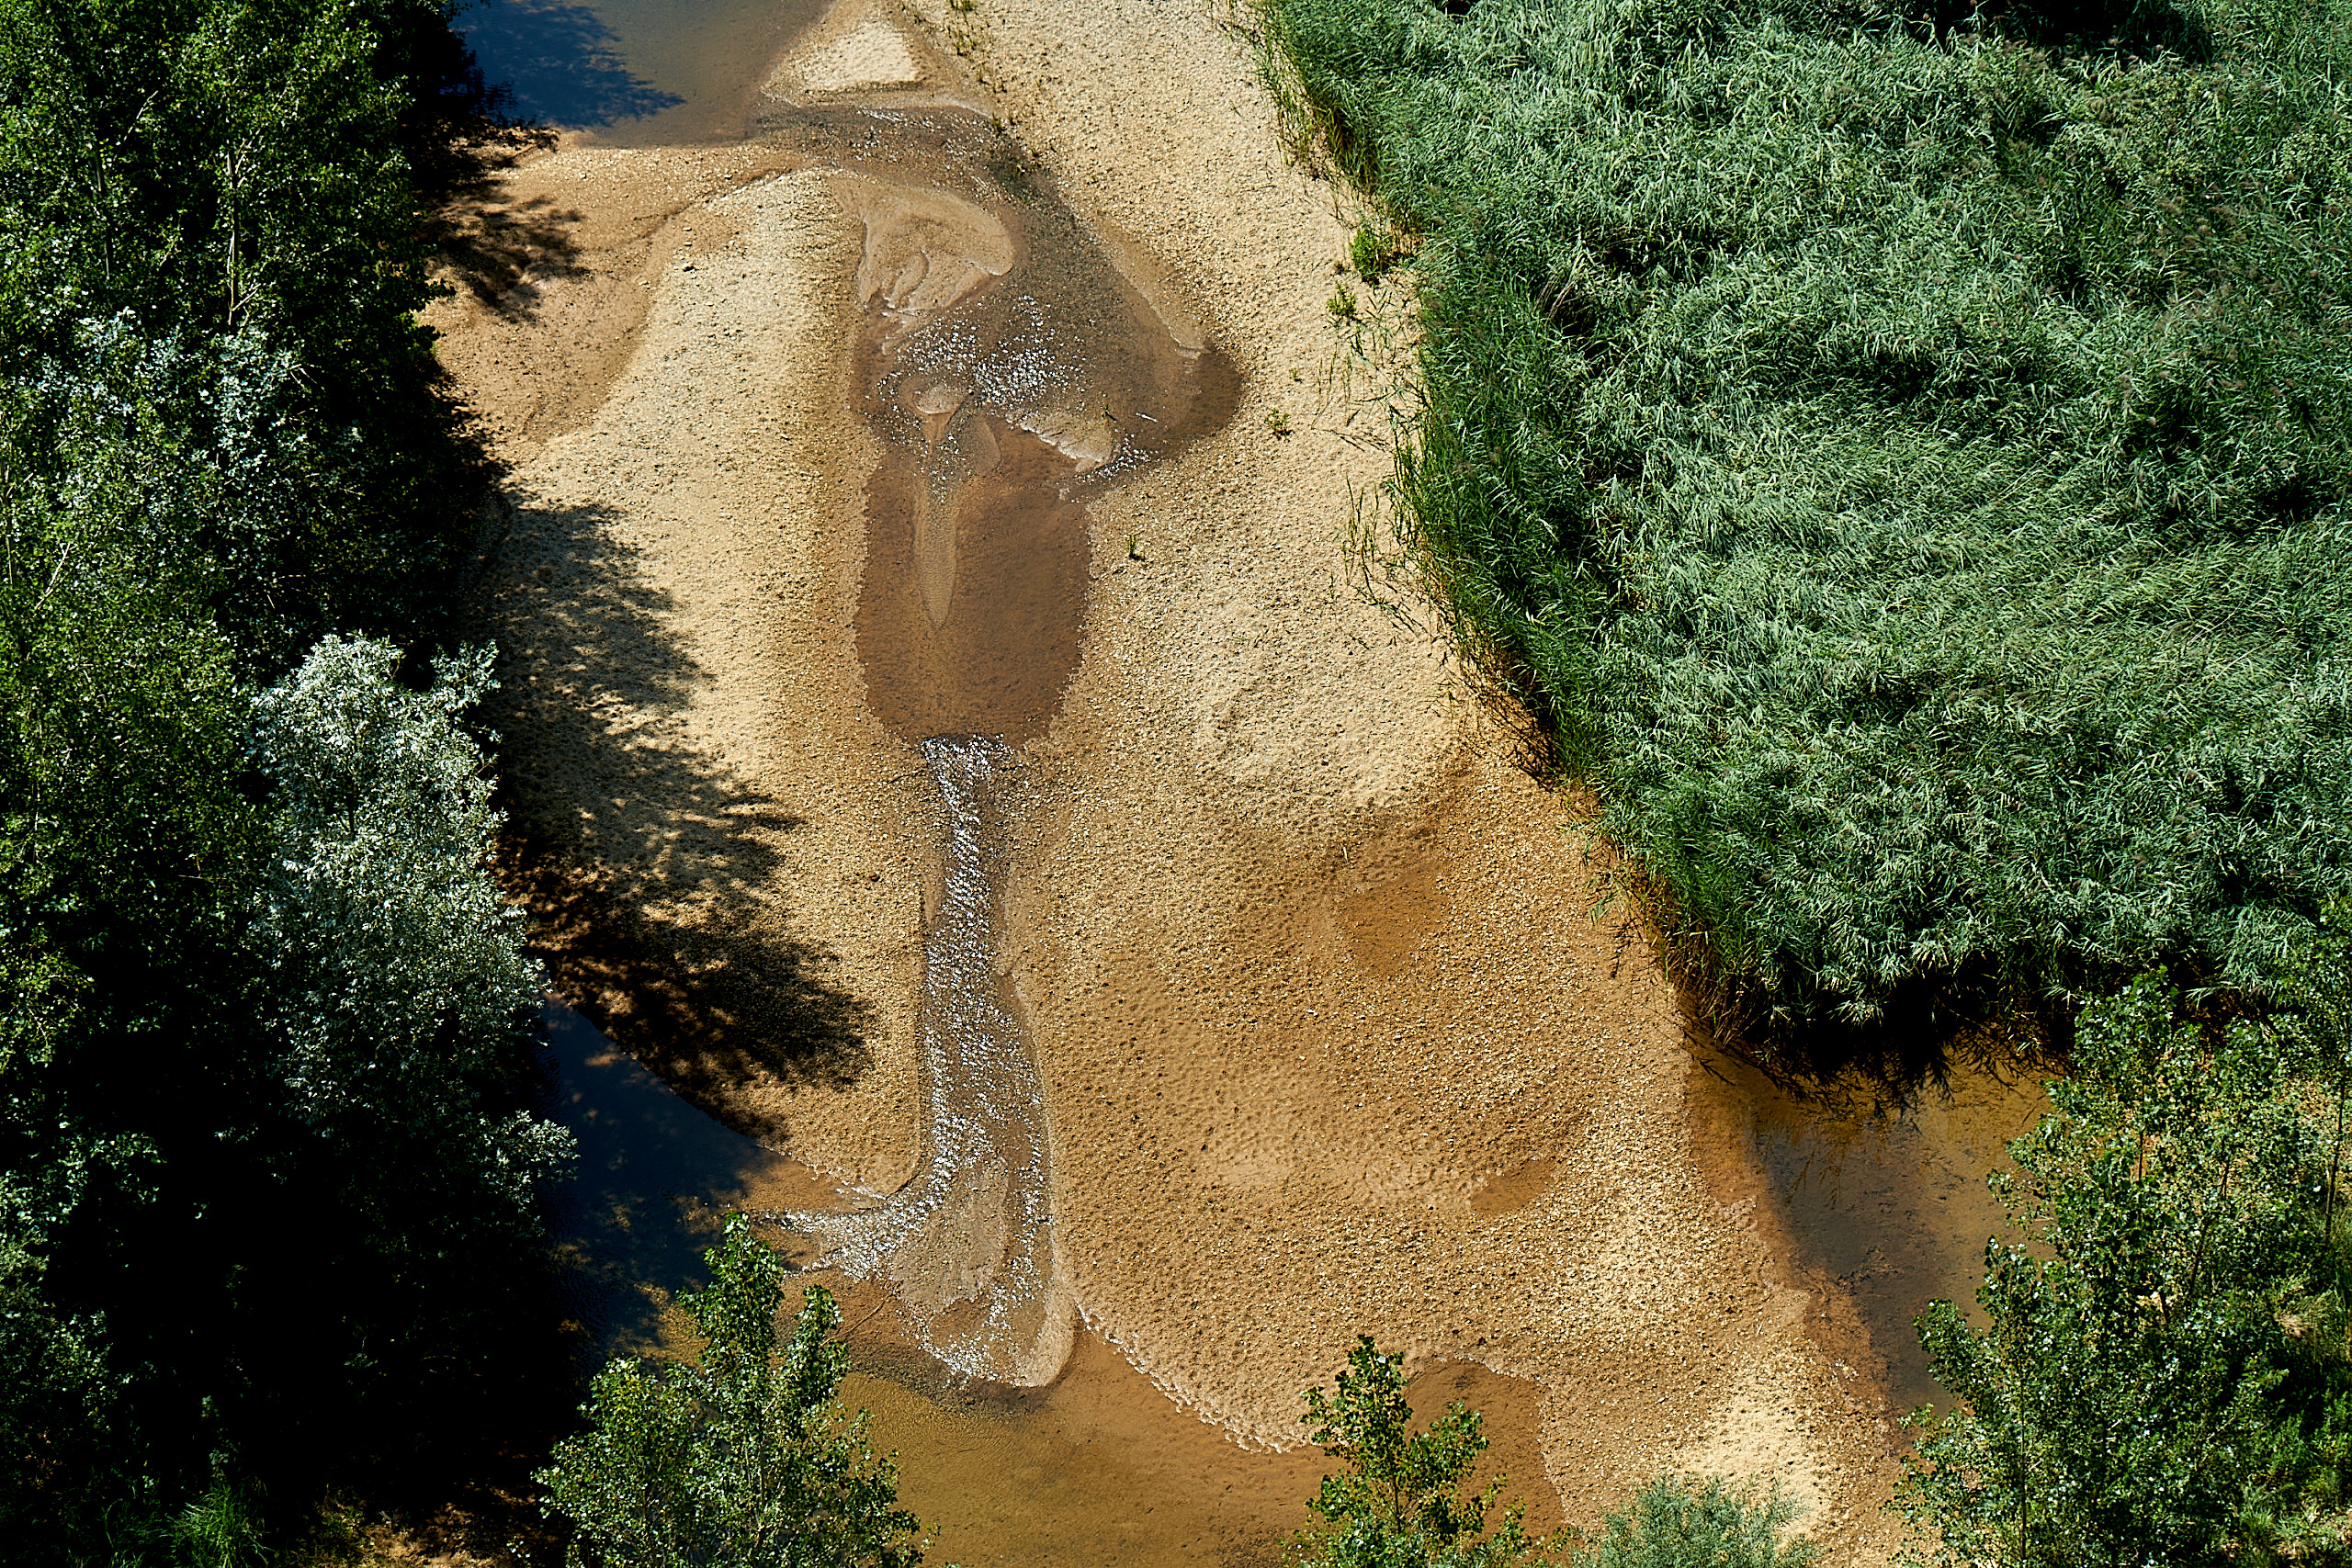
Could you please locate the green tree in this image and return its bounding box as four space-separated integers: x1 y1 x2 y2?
0 392 255 1553
0 0 550 1551
1296 1336 1560 1568
239 635 572 1450
1576 1477 1815 1568
1294 1341 1810 1568
0 0 489 655
1900 957 2352 1564
539 1213 930 1568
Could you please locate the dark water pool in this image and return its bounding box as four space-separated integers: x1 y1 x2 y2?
462 0 826 143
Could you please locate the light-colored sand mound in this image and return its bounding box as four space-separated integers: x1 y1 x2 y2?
766 0 930 97
799 19 924 90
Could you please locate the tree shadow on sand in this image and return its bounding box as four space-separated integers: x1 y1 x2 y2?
420 120 591 318
430 186 588 318
477 494 876 1143
395 6 584 318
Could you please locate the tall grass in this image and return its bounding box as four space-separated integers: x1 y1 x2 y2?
1261 0 2352 1039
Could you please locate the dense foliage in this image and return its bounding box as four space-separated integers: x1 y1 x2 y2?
1577 1478 1815 1568
1261 0 2352 1034
0 0 565 1557
1902 940 2352 1563
537 1214 930 1568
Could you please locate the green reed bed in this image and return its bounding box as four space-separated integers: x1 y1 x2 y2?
1263 0 2352 1035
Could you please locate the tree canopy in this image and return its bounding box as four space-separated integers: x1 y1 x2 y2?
1903 936 2352 1563
0 0 565 1555
1293 1337 1815 1568
538 1213 931 1568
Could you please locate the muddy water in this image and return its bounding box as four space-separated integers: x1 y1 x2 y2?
542 999 1560 1564
816 108 1240 741
1688 1051 2050 1420
781 739 1071 1386
753 101 1235 1383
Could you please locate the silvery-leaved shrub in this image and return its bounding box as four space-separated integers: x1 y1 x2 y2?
249 633 571 1211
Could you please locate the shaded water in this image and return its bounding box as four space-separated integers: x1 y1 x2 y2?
463 0 825 143
1688 1051 2050 1419
539 1002 839 1352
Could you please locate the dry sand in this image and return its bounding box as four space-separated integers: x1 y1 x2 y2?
431 0 1916 1556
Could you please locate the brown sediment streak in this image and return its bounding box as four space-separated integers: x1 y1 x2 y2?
783 736 1070 1384
788 108 1238 749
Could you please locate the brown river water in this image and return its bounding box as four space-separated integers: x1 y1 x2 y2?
474 0 2051 1557
541 1003 1565 1563
1688 1052 2047 1419
463 0 830 144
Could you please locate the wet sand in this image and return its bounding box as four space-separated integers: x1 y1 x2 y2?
425 1 2053 1560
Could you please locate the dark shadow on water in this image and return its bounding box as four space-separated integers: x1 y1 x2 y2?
1688 1038 2053 1432
403 1 586 319
537 1002 841 1357
463 0 828 145
461 0 680 128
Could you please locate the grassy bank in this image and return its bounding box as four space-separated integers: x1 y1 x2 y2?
1261 0 2352 1039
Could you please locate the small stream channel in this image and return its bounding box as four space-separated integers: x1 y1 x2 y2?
474 0 2055 1552
776 738 1069 1387
757 82 1239 1385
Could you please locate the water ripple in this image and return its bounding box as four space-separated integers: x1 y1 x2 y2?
771 737 1070 1384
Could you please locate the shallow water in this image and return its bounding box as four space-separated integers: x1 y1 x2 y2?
1688 1051 2049 1419
481 0 2054 1527
778 739 1070 1386
753 97 1234 1382
819 105 1240 743
537 1000 1559 1566
463 0 824 143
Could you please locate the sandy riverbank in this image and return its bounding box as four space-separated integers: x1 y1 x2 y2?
430 0 1911 1554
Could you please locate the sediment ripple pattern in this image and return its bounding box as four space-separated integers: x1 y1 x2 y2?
775 736 1069 1384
